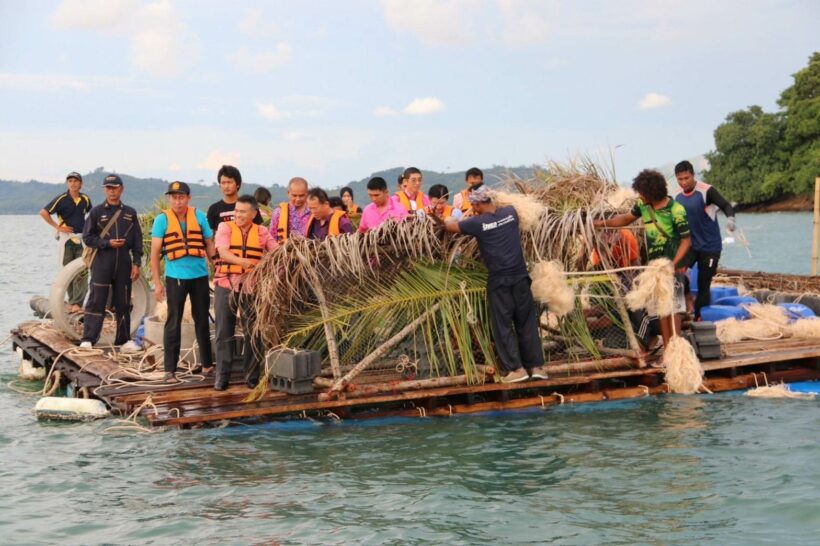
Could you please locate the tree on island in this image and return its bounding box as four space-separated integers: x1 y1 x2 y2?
704 52 819 205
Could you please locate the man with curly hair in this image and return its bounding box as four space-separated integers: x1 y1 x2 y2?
593 169 692 350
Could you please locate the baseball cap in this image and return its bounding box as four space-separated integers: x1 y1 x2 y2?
66 171 82 182
468 185 493 205
165 181 190 195
103 174 123 187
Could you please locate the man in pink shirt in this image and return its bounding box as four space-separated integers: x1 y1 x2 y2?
213 195 278 390
358 176 410 233
392 166 430 216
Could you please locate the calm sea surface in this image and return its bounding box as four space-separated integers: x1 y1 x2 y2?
1 214 818 545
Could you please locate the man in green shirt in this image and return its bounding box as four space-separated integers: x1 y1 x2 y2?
593 169 692 349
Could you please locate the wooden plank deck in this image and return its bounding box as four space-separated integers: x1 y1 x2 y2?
11 320 820 428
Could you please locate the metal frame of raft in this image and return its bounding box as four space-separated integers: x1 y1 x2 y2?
11 319 820 428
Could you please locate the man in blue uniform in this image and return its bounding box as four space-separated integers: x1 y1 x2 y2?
79 174 142 348
674 160 737 319
39 171 92 312
440 186 545 383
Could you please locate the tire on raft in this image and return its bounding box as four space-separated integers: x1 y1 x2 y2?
48 257 154 344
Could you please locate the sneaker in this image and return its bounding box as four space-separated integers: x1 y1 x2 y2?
79 341 92 349
501 368 530 384
120 340 142 353
528 367 549 380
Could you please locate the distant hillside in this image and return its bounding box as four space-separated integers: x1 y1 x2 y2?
0 165 536 214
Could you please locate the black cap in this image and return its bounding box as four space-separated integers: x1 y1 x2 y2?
66 171 82 182
165 181 191 195
103 174 123 187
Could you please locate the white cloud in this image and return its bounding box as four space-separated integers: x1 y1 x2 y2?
0 73 89 92
51 0 139 30
638 93 672 110
198 151 241 171
238 9 279 37
257 103 286 121
50 0 199 78
231 44 292 74
256 96 338 121
497 0 556 47
380 0 481 46
403 97 445 115
373 106 398 117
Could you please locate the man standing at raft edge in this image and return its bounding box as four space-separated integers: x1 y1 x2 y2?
674 160 736 320
39 171 92 313
440 186 546 383
150 181 217 383
206 165 263 231
79 174 142 348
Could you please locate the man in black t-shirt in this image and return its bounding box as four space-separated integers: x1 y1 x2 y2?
39 171 92 312
206 165 263 231
441 186 545 383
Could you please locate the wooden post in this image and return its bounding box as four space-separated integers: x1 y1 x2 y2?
813 177 820 276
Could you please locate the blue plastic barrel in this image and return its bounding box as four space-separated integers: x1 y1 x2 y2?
714 295 758 307
777 303 817 321
688 263 699 296
700 305 750 322
710 286 738 303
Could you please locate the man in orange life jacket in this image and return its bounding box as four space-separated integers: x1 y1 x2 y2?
269 177 311 242
80 174 142 348
426 184 463 221
392 167 430 216
213 195 278 390
150 181 217 383
305 188 353 240
452 167 484 216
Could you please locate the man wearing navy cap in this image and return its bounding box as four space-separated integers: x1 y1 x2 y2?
79 174 143 349
150 181 216 383
39 171 92 313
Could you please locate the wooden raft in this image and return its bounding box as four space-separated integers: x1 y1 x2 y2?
11 320 820 428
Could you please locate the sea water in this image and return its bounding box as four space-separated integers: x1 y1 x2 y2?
1 214 818 545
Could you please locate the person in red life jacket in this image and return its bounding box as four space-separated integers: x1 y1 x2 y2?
305 188 353 241
340 186 362 215
426 184 463 221
213 195 278 391
439 186 546 384
392 167 430 216
40 171 92 313
358 176 410 232
79 174 142 349
150 181 217 383
269 177 310 242
452 167 484 216
674 160 737 319
206 165 263 231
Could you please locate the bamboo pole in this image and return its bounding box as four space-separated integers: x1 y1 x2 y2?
609 273 647 367
812 177 820 276
320 303 442 401
306 268 342 379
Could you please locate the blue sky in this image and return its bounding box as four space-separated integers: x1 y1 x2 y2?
0 0 817 187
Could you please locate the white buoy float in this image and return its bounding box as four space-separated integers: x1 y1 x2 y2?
34 397 110 422
16 348 46 380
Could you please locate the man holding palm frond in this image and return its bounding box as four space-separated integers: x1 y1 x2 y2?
441 186 546 383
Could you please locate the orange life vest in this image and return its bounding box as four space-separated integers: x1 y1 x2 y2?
395 191 425 212
276 202 289 241
161 207 206 260
458 189 472 213
305 210 346 239
217 222 263 275
426 204 454 219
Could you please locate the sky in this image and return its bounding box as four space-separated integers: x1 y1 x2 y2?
0 0 817 187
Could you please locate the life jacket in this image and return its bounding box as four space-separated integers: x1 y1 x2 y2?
395 191 425 212
305 210 346 239
161 207 206 260
426 204 454 219
217 222 263 275
276 203 290 241
458 189 472 212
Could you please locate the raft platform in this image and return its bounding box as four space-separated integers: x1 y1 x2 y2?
10 320 820 428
